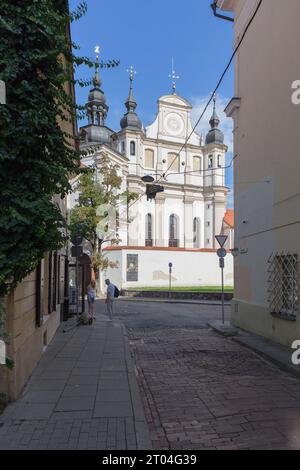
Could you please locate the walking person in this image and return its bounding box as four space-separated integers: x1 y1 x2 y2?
87 280 97 320
105 278 116 321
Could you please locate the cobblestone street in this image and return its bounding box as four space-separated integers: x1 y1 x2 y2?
115 300 300 450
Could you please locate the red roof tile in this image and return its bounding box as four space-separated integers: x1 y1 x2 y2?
224 209 234 228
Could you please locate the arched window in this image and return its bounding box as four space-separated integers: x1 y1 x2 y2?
193 156 202 173
217 154 222 168
145 214 153 246
121 141 125 153
208 155 213 169
130 141 136 156
167 153 180 172
169 214 179 247
145 149 154 168
193 218 201 248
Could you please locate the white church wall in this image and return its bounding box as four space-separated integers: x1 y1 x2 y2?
103 248 234 289
100 249 123 293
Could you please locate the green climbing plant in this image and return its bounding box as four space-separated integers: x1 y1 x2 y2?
0 0 119 366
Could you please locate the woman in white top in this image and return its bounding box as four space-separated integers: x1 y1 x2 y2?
87 280 96 319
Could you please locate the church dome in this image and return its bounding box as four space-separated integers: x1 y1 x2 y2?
120 66 143 131
88 87 106 105
206 128 224 145
120 110 142 130
205 98 224 145
83 125 113 145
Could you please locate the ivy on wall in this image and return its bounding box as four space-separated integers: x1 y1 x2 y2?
0 1 119 367
0 0 119 299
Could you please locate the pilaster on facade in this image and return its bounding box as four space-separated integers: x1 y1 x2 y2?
155 194 166 247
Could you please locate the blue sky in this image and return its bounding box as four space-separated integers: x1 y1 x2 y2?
70 0 234 207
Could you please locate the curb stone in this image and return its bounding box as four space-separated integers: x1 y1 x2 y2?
121 324 153 450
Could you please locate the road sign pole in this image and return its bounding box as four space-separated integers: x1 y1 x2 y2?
76 254 79 318
215 235 228 326
221 261 225 325
168 263 173 298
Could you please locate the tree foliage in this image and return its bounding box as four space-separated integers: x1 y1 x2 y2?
0 0 119 298
70 155 137 272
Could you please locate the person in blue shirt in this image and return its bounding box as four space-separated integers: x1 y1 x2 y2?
105 278 115 321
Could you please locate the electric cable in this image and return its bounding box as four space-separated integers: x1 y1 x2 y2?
124 0 262 211
90 0 263 216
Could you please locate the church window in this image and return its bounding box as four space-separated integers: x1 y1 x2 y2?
130 141 136 156
145 214 153 246
121 141 125 153
193 218 201 248
145 149 154 168
208 155 213 169
169 214 179 247
167 153 180 173
193 156 202 174
218 155 222 168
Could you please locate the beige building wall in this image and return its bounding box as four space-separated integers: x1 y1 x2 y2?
0 260 62 400
219 0 300 346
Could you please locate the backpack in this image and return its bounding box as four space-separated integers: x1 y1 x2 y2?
114 286 120 298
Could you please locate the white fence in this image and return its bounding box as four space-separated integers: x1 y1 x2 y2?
101 247 233 290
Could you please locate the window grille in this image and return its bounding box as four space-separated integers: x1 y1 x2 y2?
267 252 298 319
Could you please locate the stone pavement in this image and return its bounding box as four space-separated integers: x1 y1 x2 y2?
0 306 152 450
128 324 300 450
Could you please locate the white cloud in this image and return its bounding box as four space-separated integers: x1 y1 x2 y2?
190 95 233 154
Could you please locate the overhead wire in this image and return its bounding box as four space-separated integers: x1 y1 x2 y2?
125 0 263 211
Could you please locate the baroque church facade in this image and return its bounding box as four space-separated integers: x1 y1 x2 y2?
76 60 229 253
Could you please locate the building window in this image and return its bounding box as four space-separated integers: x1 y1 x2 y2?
167 153 180 173
268 253 298 320
206 238 210 244
208 155 213 169
207 204 210 209
145 213 153 246
207 221 210 227
218 154 222 168
193 218 200 248
145 149 154 168
121 141 125 153
193 156 201 174
169 214 179 247
130 141 136 156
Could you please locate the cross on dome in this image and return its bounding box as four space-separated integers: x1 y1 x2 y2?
169 58 180 94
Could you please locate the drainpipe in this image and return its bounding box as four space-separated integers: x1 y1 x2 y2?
211 1 234 22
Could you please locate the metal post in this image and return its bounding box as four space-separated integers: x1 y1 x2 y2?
221 262 225 325
215 235 228 326
82 264 85 314
168 262 172 298
75 254 79 319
